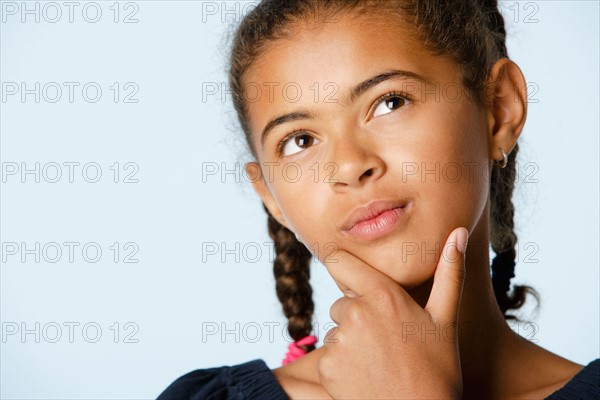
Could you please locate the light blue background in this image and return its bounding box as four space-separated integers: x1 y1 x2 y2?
1 1 598 398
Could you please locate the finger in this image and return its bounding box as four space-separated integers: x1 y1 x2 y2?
425 227 469 324
322 247 399 297
329 295 352 325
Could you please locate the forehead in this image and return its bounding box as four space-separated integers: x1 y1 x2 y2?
243 10 460 145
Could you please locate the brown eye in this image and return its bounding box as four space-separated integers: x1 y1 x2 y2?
282 133 319 156
295 135 314 147
373 94 408 118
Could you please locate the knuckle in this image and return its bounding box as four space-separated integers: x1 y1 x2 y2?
346 301 366 324
329 296 349 323
375 287 399 307
317 355 335 383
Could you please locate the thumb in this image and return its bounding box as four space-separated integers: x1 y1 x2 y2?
425 227 469 324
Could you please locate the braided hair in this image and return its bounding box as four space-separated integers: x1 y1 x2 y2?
264 204 316 352
228 0 539 353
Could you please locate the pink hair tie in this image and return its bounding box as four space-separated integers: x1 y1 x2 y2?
282 335 318 365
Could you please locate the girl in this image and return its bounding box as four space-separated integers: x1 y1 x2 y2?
158 0 599 398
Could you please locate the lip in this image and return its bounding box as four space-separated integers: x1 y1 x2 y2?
341 199 412 241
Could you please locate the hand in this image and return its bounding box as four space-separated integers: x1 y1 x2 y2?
317 227 469 399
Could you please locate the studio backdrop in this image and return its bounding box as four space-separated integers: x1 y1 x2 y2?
1 1 598 398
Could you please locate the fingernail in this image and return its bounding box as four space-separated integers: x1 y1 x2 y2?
456 227 468 255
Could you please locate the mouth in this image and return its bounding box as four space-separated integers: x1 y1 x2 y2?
341 199 413 241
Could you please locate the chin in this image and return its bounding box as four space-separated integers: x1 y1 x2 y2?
359 245 438 291
390 266 436 291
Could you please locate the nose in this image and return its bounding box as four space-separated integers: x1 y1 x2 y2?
325 136 386 191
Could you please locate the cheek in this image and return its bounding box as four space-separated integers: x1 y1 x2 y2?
269 170 331 243
409 100 490 223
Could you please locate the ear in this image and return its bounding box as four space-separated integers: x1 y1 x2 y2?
485 58 528 162
245 161 292 230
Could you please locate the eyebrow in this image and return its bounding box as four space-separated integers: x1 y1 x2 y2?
260 69 432 146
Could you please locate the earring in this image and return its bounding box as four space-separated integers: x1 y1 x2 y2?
495 147 508 169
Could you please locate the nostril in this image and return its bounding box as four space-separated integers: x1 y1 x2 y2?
363 168 374 177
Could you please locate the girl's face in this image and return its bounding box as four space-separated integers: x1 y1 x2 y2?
245 12 494 289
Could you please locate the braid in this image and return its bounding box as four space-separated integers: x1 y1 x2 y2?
263 204 316 353
490 145 540 320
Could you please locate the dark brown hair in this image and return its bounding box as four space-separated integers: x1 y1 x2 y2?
228 0 539 354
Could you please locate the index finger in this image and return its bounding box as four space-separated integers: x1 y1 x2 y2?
322 246 400 297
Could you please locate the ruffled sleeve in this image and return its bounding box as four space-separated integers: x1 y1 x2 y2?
156 359 289 400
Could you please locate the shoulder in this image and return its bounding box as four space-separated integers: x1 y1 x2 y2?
545 358 600 400
156 359 289 400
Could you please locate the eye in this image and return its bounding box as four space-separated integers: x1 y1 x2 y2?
280 131 319 156
372 92 409 118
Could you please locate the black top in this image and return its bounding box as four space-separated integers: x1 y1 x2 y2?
156 359 288 400
157 358 600 400
545 358 600 399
